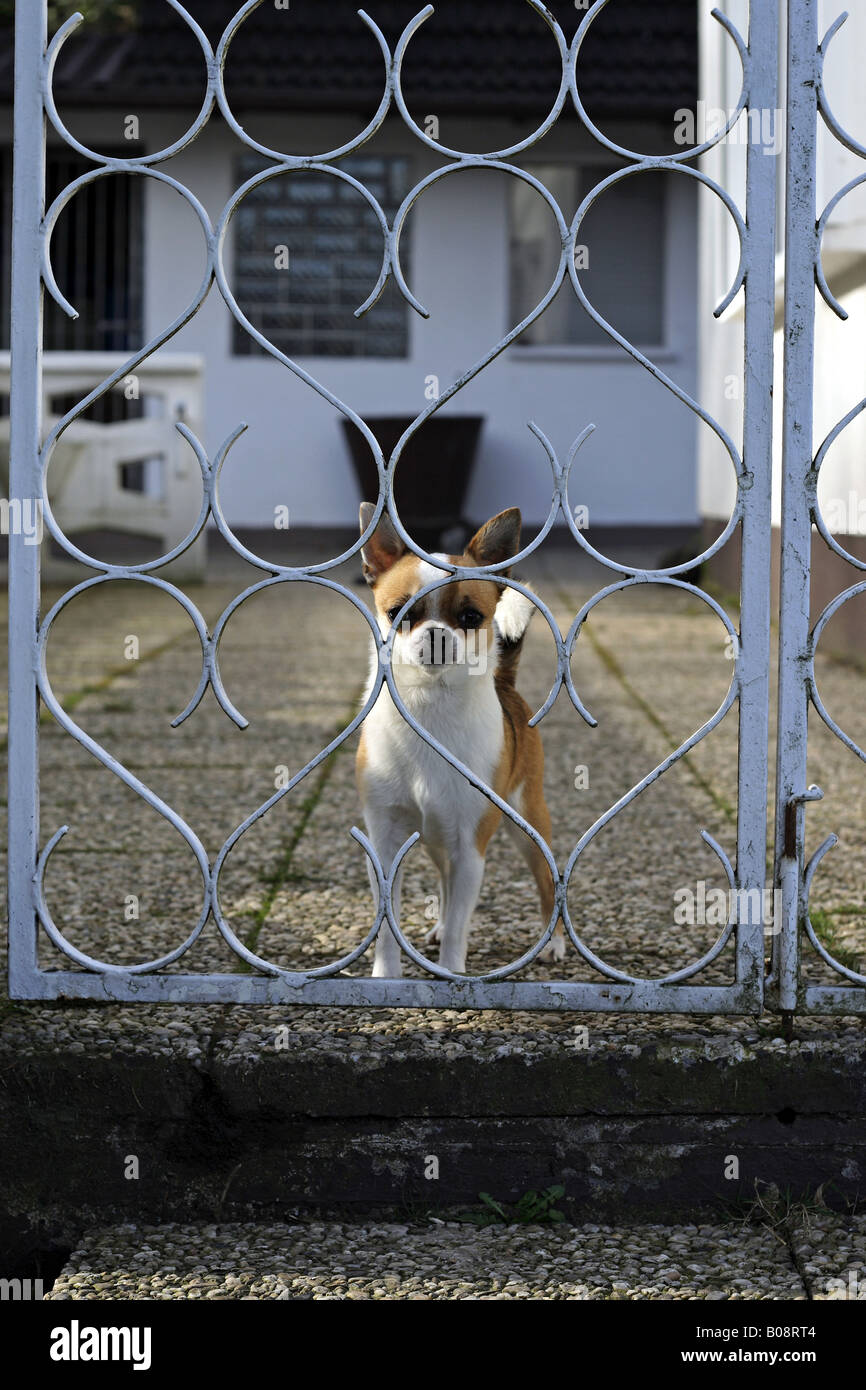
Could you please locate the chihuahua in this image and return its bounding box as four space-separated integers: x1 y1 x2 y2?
356 503 564 977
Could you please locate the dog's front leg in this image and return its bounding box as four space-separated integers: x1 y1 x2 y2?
435 845 486 976
423 860 449 947
364 808 412 978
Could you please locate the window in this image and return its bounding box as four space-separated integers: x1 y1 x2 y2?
232 154 412 359
510 162 666 349
0 148 144 354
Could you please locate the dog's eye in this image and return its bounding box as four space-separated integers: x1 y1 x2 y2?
386 605 404 624
460 609 483 629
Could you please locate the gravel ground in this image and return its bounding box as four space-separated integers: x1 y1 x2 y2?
791 1212 866 1300
3 542 863 990
44 1218 807 1300
0 990 863 1059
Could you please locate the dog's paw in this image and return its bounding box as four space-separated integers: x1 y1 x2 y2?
424 921 444 945
540 930 566 962
437 954 466 976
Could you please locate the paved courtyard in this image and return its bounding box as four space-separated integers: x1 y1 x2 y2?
1 537 865 991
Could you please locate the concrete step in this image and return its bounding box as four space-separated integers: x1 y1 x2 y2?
43 1218 821 1300
3 1014 865 1268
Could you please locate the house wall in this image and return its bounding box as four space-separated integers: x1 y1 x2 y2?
699 0 866 659
696 0 749 538
13 109 700 532
699 0 866 593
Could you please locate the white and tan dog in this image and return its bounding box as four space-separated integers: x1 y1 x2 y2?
356 503 563 977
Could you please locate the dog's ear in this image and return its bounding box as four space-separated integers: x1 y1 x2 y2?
359 503 406 585
466 508 522 568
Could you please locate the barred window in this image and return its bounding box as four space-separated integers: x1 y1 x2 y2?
232 154 412 359
510 162 666 349
0 147 144 353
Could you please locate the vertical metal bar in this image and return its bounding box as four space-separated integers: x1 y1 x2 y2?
7 0 47 994
735 0 778 1004
129 172 144 355
80 154 91 349
0 149 11 351
53 152 71 351
774 0 819 1015
95 171 107 349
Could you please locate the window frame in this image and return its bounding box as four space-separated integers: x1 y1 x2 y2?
229 152 414 362
506 151 675 362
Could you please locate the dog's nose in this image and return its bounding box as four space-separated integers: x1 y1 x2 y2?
419 625 454 666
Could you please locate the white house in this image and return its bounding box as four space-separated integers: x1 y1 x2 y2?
0 0 702 559
699 0 866 652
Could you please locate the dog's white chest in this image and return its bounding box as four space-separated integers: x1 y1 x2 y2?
362 670 504 836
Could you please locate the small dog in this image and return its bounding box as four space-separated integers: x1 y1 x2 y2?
356 503 564 977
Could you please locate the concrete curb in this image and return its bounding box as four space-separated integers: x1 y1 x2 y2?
2 1014 865 1272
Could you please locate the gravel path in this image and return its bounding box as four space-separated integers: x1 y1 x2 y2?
794 1212 866 1299
45 1218 808 1300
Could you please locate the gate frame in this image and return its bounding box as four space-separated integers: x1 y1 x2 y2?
7 0 780 1012
772 0 866 1017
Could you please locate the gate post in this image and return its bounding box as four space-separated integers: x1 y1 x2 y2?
7 0 47 996
774 0 819 1018
735 0 779 1008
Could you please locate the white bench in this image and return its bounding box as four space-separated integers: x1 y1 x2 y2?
0 352 208 581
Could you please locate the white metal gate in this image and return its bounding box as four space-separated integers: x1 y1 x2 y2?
772 0 866 1017
5 0 855 1014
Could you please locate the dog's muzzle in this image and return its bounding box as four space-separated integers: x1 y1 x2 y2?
416 624 459 667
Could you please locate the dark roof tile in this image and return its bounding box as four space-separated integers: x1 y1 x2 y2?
0 0 697 116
